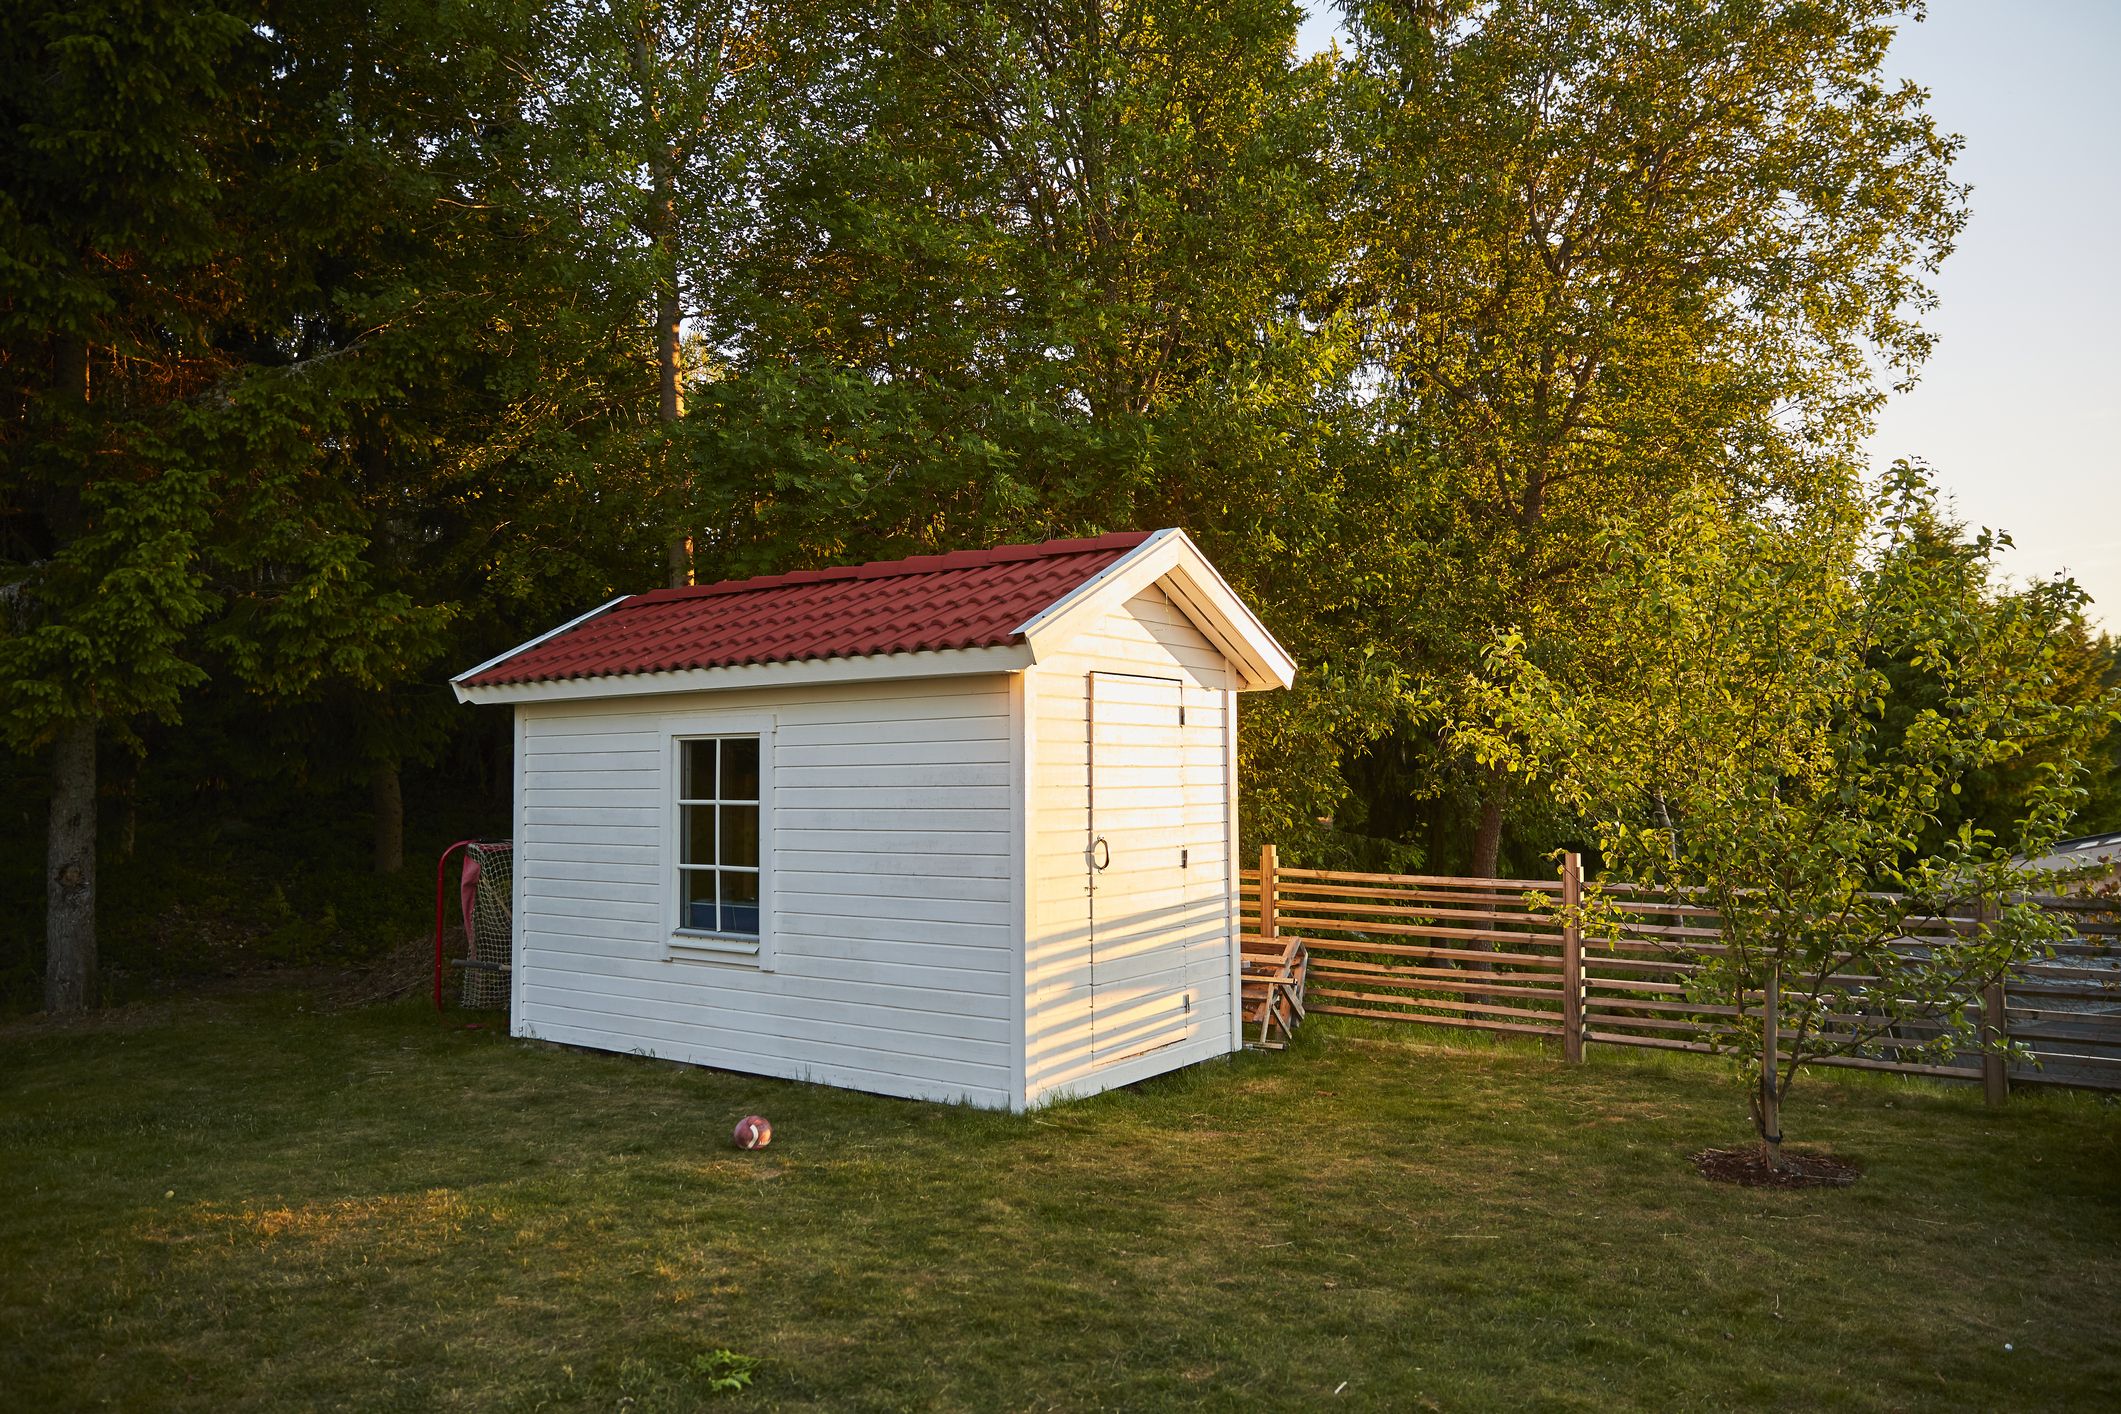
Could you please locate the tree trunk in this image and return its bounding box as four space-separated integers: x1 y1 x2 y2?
1759 1080 1784 1172
628 19 690 589
1470 789 1504 878
657 264 689 589
45 717 97 1014
114 760 138 862
644 60 689 592
1757 965 1786 1171
371 759 404 875
1462 784 1508 1003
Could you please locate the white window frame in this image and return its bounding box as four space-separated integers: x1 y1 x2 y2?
661 710 775 968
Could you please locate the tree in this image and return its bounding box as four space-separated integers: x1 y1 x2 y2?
1339 0 1966 875
1457 466 2117 1168
690 0 1406 855
532 0 789 588
0 0 255 1010
1866 505 2121 849
3 0 652 1009
695 0 1346 550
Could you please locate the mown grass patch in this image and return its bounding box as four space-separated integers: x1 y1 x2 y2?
1 998 2115 1410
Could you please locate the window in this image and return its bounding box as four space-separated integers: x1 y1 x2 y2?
676 736 762 940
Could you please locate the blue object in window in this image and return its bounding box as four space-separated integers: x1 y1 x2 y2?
721 902 760 936
686 900 717 931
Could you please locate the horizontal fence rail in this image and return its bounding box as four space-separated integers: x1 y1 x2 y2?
1240 850 2121 1100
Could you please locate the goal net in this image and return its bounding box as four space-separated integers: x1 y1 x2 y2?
455 841 514 1010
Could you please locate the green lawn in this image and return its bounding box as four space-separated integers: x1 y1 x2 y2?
2 996 2115 1411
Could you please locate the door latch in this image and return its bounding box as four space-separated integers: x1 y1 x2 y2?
1181 847 1189 868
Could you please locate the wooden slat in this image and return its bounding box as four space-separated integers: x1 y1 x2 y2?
1266 881 1565 909
1307 988 1561 1023
1274 915 1566 946
1807 1052 1983 1080
1309 1004 1562 1037
1246 895 1556 924
1312 957 1567 989
1585 1030 1717 1055
1275 866 1561 891
1604 899 1726 919
1582 1013 1739 1037
1300 937 1565 969
2003 1025 2121 1047
1308 968 1564 1005
2013 1048 2121 1069
1581 995 1743 1019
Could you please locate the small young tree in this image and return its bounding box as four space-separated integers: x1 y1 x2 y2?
1457 467 2116 1168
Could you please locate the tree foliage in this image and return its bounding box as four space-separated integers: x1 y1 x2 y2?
1333 0 1967 873
5 0 2115 1019
1455 466 2119 1161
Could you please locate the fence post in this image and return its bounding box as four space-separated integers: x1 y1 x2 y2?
1258 844 1278 945
1561 852 1584 1063
1978 897 2009 1107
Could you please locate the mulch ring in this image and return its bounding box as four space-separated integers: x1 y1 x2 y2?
1692 1143 1860 1189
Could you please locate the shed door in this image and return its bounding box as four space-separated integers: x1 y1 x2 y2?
1088 672 1198 1067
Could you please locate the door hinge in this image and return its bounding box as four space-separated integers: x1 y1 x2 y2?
1184 992 1192 1013
1181 847 1189 868
1178 702 1186 726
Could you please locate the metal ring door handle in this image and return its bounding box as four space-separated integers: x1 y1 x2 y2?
1091 837 1110 871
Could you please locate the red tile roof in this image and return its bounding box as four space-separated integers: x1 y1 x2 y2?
463 531 1153 687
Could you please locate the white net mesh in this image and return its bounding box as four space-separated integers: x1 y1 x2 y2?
460 842 514 1010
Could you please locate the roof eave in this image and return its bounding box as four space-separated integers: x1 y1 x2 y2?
450 594 633 704
452 641 1037 705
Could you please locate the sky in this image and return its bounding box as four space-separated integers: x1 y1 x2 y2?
1297 1 2121 627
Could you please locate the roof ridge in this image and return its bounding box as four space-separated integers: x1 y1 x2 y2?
631 530 1153 605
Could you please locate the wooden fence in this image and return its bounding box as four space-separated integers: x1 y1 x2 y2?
1238 848 2121 1099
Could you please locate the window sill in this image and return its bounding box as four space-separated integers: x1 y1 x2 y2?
668 932 764 966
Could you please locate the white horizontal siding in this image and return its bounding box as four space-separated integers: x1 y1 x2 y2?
512 673 1019 1109
1023 582 1239 1105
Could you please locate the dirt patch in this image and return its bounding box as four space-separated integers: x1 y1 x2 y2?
1692 1144 1860 1189
314 932 435 1010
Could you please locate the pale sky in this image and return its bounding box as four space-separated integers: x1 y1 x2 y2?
1300 2 2121 627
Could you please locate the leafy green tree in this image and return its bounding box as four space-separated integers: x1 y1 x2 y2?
1457 467 2115 1168
532 0 794 587
3 0 657 1006
1339 0 1967 875
1865 502 2121 849
1 0 257 1010
691 0 1403 853
700 0 1345 550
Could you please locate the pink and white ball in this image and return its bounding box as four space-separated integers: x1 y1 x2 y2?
732 1115 773 1150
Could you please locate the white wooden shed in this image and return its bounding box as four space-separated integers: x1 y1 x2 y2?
451 528 1295 1110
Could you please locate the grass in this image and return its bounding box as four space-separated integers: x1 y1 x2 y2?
1 996 2116 1411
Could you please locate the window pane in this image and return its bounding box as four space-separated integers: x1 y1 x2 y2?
682 739 716 802
719 804 759 868
720 869 760 936
679 868 717 931
681 804 715 865
722 737 760 801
